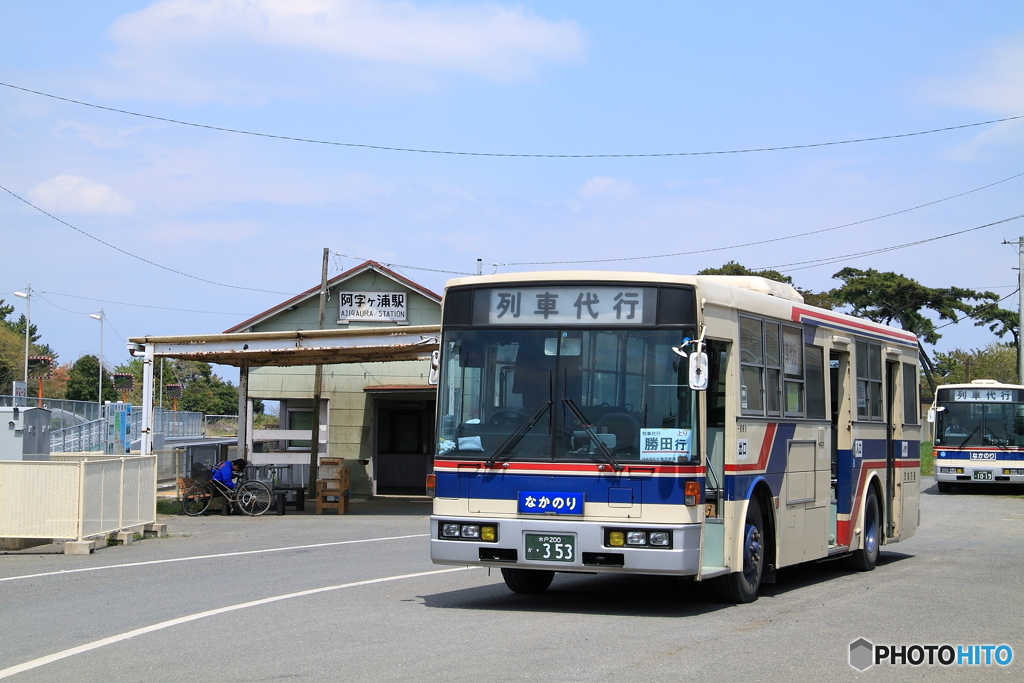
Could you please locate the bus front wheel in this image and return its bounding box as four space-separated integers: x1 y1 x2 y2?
715 497 764 603
501 568 554 594
936 481 953 493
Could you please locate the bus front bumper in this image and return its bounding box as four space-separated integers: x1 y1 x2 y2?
429 516 702 576
935 464 1024 484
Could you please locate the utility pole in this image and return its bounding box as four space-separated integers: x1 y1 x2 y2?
308 248 330 497
1001 237 1024 384
1019 236 1023 384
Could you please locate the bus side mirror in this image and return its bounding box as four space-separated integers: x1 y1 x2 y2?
689 352 708 391
927 407 935 423
428 350 440 386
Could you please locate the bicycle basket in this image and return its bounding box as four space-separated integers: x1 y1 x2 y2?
191 462 213 484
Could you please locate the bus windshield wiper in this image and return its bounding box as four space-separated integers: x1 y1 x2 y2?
485 401 551 468
957 426 979 449
562 398 623 472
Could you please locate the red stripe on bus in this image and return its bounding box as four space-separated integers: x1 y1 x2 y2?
433 459 704 474
726 423 777 472
791 306 917 343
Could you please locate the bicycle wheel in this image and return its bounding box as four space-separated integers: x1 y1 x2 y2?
182 483 213 516
236 481 273 516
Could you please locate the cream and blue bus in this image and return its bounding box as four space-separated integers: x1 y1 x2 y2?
930 380 1024 492
428 272 921 602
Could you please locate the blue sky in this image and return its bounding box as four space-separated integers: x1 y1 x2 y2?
2 1 1023 378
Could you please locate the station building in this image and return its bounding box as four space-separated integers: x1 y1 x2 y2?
223 260 441 496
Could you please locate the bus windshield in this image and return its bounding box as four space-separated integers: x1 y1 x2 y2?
935 401 1024 448
436 327 698 464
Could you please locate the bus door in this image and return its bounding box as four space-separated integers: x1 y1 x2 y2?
828 350 846 547
885 361 898 537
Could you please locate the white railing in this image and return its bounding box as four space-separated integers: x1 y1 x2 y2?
0 455 156 541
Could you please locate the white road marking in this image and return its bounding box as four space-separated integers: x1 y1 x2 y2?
0 534 429 584
0 566 477 679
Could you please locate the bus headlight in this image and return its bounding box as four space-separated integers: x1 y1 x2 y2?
438 522 498 541
649 531 671 546
605 528 673 549
626 531 647 546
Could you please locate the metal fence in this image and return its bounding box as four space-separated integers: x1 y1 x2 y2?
0 455 156 541
47 407 205 453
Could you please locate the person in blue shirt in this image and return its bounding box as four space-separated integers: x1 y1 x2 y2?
212 458 247 489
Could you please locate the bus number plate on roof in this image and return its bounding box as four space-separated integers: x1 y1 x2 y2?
518 491 583 515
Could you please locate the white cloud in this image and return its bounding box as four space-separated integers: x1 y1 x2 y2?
577 176 635 200
921 36 1024 112
101 0 587 102
28 175 135 215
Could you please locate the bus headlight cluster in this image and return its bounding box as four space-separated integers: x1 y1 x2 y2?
939 467 963 474
440 522 497 542
605 528 672 549
1003 468 1024 475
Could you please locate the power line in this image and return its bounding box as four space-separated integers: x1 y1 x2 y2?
3 80 1022 159
933 288 1019 332
0 182 297 296
333 252 473 276
497 170 1024 267
39 290 250 316
761 212 1024 272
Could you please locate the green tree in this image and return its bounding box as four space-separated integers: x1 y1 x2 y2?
698 260 793 283
933 343 1018 385
971 302 1018 351
829 268 996 392
65 355 117 403
0 325 21 394
0 298 13 326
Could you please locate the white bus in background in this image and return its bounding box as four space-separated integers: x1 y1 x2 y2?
930 379 1024 492
428 272 921 602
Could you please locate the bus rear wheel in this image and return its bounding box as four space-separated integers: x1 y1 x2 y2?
501 568 554 594
846 489 880 572
715 497 764 603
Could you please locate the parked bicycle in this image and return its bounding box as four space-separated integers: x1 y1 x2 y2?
182 461 273 516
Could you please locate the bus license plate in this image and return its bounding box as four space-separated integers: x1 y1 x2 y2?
525 534 575 562
973 470 993 481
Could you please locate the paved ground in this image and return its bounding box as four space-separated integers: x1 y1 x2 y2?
0 480 1021 681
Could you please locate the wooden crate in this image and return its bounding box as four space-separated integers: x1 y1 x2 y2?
315 480 350 515
318 458 346 481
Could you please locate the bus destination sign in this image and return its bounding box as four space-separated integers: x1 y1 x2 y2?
939 388 1020 403
483 287 646 325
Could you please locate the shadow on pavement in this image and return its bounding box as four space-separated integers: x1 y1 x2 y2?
421 550 915 616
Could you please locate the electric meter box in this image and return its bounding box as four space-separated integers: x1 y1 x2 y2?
1 406 51 461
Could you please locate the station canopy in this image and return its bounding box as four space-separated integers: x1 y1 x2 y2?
127 325 440 367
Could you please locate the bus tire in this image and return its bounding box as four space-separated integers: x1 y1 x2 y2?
715 497 764 603
936 481 952 493
846 488 880 572
501 568 554 594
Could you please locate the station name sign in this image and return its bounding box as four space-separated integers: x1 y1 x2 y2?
338 291 407 323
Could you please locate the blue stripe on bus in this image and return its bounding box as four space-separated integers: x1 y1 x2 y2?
934 449 1024 461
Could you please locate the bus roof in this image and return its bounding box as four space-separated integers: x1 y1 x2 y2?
443 271 918 347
